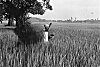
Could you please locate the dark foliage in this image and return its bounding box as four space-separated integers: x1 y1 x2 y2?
14 21 44 44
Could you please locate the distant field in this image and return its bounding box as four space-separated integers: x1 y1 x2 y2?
1 20 100 31
31 22 100 32
51 22 100 31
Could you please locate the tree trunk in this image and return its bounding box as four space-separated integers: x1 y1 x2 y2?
5 17 14 26
7 17 14 26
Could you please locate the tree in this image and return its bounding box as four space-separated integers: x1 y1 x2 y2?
1 0 52 44
1 0 52 26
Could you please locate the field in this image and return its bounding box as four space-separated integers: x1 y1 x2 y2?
0 22 100 67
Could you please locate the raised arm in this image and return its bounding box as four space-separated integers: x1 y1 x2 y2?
44 23 52 31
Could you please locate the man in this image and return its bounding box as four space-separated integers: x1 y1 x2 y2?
43 23 54 42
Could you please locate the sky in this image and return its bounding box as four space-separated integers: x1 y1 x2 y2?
31 0 100 20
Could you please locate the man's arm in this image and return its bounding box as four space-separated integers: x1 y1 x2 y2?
49 23 52 28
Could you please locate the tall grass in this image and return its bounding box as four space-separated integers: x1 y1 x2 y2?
0 27 100 67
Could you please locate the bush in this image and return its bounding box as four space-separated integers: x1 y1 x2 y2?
14 21 44 45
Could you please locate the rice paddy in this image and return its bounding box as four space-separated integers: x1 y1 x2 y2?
0 22 100 67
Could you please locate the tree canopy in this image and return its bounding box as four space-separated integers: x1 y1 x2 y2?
0 0 52 26
1 0 52 18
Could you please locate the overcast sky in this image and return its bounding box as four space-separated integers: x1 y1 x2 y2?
33 0 100 20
